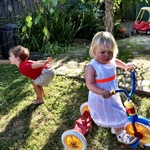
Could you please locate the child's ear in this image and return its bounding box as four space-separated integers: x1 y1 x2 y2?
17 57 20 61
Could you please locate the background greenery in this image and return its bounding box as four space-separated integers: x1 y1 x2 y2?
17 0 104 53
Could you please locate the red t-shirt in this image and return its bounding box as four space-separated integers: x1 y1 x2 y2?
19 60 48 79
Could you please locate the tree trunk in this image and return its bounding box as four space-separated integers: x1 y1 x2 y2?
119 2 124 22
104 0 114 34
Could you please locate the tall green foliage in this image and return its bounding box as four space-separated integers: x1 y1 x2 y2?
18 1 55 51
18 10 50 51
62 1 104 39
18 0 76 52
73 9 104 39
17 0 104 53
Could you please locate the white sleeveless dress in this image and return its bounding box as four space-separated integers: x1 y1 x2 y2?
87 59 128 128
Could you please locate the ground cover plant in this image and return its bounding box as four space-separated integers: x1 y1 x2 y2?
0 36 150 149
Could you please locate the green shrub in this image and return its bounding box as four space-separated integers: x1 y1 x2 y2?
70 9 104 40
17 12 49 52
17 2 76 52
117 49 134 63
47 11 76 43
17 0 104 54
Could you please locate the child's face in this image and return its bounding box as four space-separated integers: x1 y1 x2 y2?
9 52 19 65
95 46 113 64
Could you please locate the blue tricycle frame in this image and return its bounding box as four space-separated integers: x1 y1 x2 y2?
114 70 150 148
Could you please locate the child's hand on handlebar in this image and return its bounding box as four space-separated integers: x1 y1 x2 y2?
125 63 134 72
100 89 112 98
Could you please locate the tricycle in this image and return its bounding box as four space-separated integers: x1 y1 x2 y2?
61 70 150 150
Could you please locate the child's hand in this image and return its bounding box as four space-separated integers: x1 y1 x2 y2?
124 63 134 72
100 89 112 98
47 57 52 63
45 57 52 65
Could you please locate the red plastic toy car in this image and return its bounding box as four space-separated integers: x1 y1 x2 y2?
132 7 150 34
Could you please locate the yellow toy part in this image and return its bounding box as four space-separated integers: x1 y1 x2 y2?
124 100 135 108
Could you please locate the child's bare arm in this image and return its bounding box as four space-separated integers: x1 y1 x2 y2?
36 57 52 63
31 57 52 69
115 58 133 72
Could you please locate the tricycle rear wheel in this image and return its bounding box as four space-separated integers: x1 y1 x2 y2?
80 102 89 115
61 130 87 150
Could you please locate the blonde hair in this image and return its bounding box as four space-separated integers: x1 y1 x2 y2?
9 45 29 61
89 31 118 59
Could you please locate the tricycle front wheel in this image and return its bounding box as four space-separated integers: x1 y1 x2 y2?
125 122 150 146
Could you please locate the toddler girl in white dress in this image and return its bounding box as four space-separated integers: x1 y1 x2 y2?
85 31 137 145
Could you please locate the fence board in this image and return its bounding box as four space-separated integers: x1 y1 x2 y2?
0 0 36 24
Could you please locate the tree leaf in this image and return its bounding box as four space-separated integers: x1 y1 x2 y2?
26 16 32 22
43 26 50 39
35 15 41 25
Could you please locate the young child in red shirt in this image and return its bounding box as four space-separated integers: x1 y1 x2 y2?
9 45 54 105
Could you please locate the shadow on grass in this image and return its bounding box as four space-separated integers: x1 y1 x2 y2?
0 64 149 149
40 76 96 149
40 75 134 149
0 64 34 115
41 75 149 150
0 103 40 149
0 77 33 115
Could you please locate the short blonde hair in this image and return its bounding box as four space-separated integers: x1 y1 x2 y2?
9 45 29 61
89 31 118 59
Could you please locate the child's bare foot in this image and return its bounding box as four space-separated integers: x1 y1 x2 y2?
32 99 44 105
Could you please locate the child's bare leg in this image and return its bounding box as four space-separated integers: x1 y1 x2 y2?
32 83 44 104
116 127 124 135
41 86 45 97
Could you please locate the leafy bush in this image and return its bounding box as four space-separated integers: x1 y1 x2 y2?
17 12 49 52
46 11 76 43
117 49 134 63
17 0 104 54
70 9 104 40
63 2 104 40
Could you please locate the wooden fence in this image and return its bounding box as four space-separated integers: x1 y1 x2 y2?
0 0 36 25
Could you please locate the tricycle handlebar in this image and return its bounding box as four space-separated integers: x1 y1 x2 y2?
113 69 136 99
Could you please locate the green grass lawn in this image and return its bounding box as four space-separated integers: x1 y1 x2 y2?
0 38 150 150
0 63 150 150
